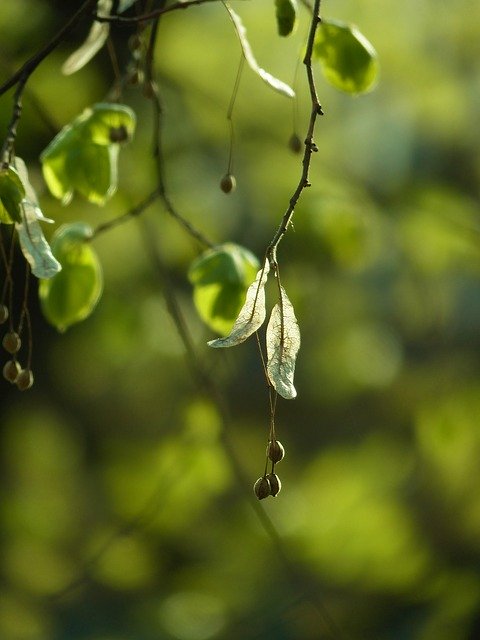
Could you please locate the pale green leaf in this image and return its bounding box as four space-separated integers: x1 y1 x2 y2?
314 19 379 95
225 5 295 98
65 142 118 205
208 260 270 347
13 158 61 279
266 286 300 399
62 0 112 75
16 213 61 280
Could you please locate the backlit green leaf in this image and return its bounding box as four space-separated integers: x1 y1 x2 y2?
189 243 259 336
208 259 270 347
314 19 379 94
225 4 295 98
275 0 297 37
40 103 135 205
39 223 103 332
266 285 300 399
0 165 25 224
62 0 112 75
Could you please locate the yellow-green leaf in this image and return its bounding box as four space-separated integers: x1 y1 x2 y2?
39 223 103 332
0 166 25 224
189 243 259 336
314 19 379 95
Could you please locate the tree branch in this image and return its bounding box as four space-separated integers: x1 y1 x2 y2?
266 0 323 267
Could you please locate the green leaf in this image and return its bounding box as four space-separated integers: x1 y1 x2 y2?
62 0 112 75
225 4 295 99
314 19 379 95
84 103 136 146
266 285 300 399
275 0 297 37
189 243 259 336
39 223 103 332
13 158 61 279
208 259 270 348
0 165 25 224
40 103 135 205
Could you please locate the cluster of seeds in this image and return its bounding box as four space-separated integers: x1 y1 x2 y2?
253 439 285 500
1 304 33 391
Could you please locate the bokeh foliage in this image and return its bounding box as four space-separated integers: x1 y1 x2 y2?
1 0 480 639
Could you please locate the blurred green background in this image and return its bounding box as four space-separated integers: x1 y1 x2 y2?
1 1 480 639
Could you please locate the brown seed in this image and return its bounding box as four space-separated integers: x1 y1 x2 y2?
220 173 236 194
253 476 271 500
288 133 302 154
0 304 8 324
267 440 285 464
2 331 21 354
109 125 128 143
3 359 20 383
266 473 281 497
16 368 34 391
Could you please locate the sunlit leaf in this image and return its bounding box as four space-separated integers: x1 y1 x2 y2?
314 19 379 94
225 5 295 98
84 103 136 146
189 243 259 336
208 260 270 347
39 223 103 331
62 0 112 75
266 285 300 399
40 103 135 205
0 165 25 224
12 158 61 279
275 0 297 37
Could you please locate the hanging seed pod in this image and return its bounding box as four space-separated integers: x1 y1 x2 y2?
3 359 20 383
2 331 21 354
288 133 302 154
253 476 271 500
0 304 8 324
267 439 285 464
16 368 34 391
266 473 281 497
220 173 236 194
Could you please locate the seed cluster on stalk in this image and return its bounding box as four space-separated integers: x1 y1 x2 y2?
1 303 34 391
253 438 285 500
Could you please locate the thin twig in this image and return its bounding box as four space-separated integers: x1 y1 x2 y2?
95 0 224 24
0 0 98 164
91 187 161 238
266 0 323 268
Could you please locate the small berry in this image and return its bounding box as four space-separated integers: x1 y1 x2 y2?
220 173 236 194
266 473 281 497
2 331 21 354
3 359 20 383
16 368 34 391
267 440 285 464
253 476 271 500
0 304 8 324
288 133 302 154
